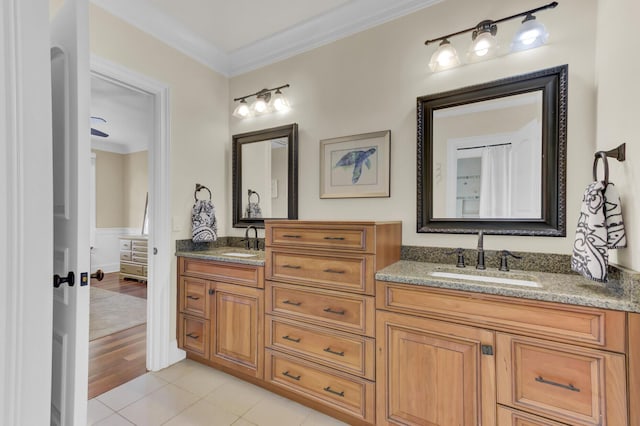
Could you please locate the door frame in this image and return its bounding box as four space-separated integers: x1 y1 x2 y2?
1 0 54 424
90 55 175 371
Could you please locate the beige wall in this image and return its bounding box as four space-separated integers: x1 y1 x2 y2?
123 150 148 229
94 149 148 229
229 0 598 258
94 150 125 227
89 4 230 337
595 0 640 271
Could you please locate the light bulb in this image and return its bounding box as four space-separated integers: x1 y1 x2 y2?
428 39 460 72
511 14 549 52
469 32 497 58
271 90 290 112
232 100 251 118
252 97 268 113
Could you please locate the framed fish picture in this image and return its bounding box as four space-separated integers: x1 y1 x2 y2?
319 130 390 198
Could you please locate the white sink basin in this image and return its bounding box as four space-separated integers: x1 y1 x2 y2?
221 252 257 258
429 271 541 288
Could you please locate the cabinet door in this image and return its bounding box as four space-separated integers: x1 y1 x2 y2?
211 282 264 378
376 311 496 426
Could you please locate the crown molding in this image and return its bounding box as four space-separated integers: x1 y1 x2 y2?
229 0 442 76
90 0 230 76
91 0 441 77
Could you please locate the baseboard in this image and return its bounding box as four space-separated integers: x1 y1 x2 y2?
93 262 119 274
168 340 186 367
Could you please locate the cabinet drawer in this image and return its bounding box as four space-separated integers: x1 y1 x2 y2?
120 251 132 261
377 281 626 352
132 254 147 263
119 239 132 250
266 315 375 379
179 314 209 358
266 249 374 294
266 281 375 336
120 262 144 276
179 257 263 288
497 406 570 425
496 333 627 426
179 277 210 318
266 223 372 252
265 349 375 423
132 240 147 250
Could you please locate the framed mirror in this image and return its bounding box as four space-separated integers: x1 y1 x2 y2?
417 65 567 236
232 123 298 228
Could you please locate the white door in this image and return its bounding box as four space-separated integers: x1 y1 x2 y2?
51 0 91 425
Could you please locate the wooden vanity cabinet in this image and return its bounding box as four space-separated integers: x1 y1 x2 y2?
376 281 629 426
264 220 401 425
376 310 496 426
177 257 264 379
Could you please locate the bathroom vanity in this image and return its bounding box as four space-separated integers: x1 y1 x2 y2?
176 221 640 426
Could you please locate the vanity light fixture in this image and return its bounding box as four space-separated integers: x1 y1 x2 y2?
425 1 558 72
232 84 291 119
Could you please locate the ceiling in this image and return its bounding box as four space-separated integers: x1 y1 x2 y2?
90 0 441 76
90 0 441 149
91 75 153 154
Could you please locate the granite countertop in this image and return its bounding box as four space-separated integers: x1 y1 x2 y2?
376 260 640 313
176 247 265 266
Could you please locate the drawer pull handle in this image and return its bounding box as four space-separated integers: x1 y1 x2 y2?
186 333 199 339
283 300 302 306
282 234 301 238
186 295 200 300
282 264 301 269
323 386 345 397
282 335 301 343
323 269 345 274
535 376 580 392
282 371 301 381
323 307 346 315
323 347 345 357
324 237 345 241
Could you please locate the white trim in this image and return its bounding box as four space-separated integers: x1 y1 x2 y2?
2 0 53 424
89 0 441 77
90 0 229 76
169 340 186 366
230 0 442 76
91 55 173 372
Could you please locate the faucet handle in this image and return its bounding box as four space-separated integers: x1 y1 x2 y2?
499 250 522 272
446 248 466 268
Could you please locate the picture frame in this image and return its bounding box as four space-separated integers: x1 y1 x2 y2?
319 130 391 198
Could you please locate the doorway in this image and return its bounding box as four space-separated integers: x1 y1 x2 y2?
90 55 174 388
88 72 152 397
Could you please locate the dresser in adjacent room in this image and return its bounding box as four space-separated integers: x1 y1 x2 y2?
119 235 148 282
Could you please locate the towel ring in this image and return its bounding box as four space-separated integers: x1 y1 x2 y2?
194 183 212 201
247 189 260 204
592 152 609 185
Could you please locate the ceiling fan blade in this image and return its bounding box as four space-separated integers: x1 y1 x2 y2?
91 128 109 137
91 116 107 124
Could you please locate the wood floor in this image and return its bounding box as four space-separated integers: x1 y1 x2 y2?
88 273 147 399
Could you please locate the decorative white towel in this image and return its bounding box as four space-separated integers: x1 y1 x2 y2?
571 182 626 282
192 200 217 242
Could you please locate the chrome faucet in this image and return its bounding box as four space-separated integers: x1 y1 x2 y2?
244 225 259 250
476 231 485 270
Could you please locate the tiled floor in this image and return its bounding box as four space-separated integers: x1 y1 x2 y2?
88 359 348 426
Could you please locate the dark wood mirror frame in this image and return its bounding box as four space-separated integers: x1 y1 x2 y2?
232 123 298 229
417 65 567 236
